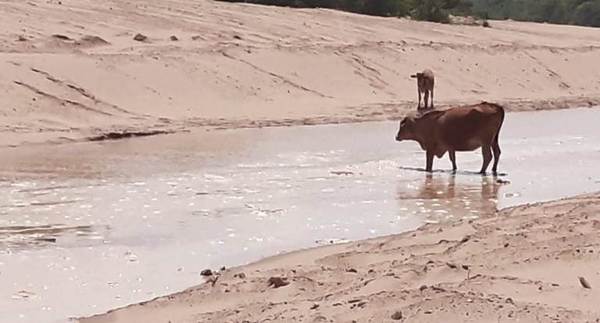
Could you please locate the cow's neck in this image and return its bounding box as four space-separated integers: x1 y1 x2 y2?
414 122 444 157
413 123 434 151
416 137 440 154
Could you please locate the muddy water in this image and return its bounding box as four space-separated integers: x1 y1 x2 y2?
1 108 600 323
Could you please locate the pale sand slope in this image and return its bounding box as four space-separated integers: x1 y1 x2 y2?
81 193 600 323
2 0 600 147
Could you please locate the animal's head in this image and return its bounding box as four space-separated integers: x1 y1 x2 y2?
395 115 417 141
411 72 427 87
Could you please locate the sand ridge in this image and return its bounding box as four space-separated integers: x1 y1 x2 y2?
2 0 600 147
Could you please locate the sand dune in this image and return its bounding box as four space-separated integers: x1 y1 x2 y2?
2 0 600 147
81 193 600 323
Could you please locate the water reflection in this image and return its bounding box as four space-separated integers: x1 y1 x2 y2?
397 173 501 222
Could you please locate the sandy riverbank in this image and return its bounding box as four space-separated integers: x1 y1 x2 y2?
80 190 600 323
2 0 600 147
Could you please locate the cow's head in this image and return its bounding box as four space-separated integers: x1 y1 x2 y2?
410 72 426 86
396 116 416 141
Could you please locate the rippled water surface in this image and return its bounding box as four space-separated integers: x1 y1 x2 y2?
1 108 600 323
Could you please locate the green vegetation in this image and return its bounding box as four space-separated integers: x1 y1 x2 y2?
471 0 600 27
217 0 475 23
218 0 600 27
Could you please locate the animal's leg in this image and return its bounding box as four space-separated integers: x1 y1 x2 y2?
480 145 492 174
418 89 422 109
449 150 457 172
430 87 434 109
426 150 434 172
492 137 501 175
423 90 429 109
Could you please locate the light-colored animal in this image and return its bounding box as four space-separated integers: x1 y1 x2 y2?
410 69 434 109
395 102 504 174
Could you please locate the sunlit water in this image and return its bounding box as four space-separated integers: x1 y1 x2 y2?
1 108 600 323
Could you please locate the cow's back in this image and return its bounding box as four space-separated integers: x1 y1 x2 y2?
437 103 504 151
422 69 434 88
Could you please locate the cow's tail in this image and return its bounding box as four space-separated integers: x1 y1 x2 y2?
489 102 505 145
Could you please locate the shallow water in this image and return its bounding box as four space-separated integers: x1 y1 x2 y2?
1 108 600 323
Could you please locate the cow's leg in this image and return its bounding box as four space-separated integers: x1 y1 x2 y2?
449 150 457 172
480 145 492 174
430 87 434 109
417 89 422 109
426 150 434 172
423 90 429 110
492 138 501 175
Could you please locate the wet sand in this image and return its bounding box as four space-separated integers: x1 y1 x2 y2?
1 108 600 322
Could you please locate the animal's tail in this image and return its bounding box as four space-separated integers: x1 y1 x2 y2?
487 102 505 144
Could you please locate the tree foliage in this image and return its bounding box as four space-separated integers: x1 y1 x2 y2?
217 0 472 22
471 0 600 26
409 0 476 23
218 0 600 27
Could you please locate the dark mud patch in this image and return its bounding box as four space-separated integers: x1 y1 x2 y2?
48 34 110 49
77 35 110 47
0 224 110 249
87 130 174 142
133 33 148 42
51 34 72 41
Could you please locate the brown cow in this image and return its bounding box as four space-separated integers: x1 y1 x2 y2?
411 69 434 110
395 102 505 174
